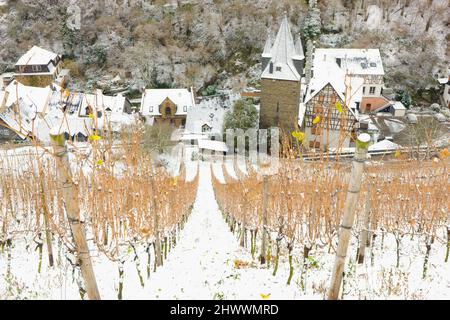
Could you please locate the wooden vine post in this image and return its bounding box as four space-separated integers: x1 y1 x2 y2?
357 173 375 264
260 174 269 264
150 174 163 267
50 129 101 300
327 133 370 300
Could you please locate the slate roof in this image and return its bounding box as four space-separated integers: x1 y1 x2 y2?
141 88 196 116
261 16 303 81
313 48 384 76
16 46 60 66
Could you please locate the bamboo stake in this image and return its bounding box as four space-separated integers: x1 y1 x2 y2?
260 175 269 265
357 174 375 264
327 133 370 300
50 130 101 300
38 161 54 267
150 175 162 267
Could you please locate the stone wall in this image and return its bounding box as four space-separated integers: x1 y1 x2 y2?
259 78 301 134
15 75 54 87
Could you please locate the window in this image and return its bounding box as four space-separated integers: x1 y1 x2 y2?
355 102 360 111
149 106 153 113
183 106 187 112
362 86 366 94
276 66 282 72
366 103 372 110
31 65 42 72
165 106 171 116
369 87 376 95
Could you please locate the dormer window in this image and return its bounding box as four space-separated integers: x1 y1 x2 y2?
183 106 187 112
276 66 282 72
31 65 42 72
149 106 153 113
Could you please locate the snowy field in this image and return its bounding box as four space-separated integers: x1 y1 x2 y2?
1 153 449 299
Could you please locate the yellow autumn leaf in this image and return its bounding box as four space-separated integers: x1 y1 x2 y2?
88 113 94 119
394 150 401 158
291 131 305 142
172 176 178 186
439 148 449 159
96 159 103 166
260 293 271 299
312 115 321 124
335 101 343 113
89 135 102 141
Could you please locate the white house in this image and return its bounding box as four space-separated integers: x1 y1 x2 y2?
79 90 132 117
312 48 385 113
299 61 363 150
2 80 52 118
140 88 196 127
14 46 67 87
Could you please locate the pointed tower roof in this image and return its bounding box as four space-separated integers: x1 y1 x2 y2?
261 16 302 81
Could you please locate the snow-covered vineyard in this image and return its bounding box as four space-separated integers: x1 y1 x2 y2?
0 139 449 300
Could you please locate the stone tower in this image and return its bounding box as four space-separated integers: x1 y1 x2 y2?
259 16 305 133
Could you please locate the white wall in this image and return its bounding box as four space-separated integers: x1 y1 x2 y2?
305 127 351 150
362 84 383 97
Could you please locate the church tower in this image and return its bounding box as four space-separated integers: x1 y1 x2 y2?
259 16 304 133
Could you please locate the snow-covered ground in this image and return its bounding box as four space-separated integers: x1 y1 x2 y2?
1 154 449 300
143 162 299 299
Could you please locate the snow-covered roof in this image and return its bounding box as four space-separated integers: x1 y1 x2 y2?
261 16 303 81
15 46 60 66
141 88 196 116
368 139 400 151
185 92 239 134
313 48 384 76
1 84 134 144
0 113 30 139
198 139 228 152
50 117 91 136
4 81 52 114
392 101 406 110
302 61 363 119
83 90 127 114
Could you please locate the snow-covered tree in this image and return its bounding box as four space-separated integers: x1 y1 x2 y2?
303 0 322 41
401 91 412 108
223 99 258 132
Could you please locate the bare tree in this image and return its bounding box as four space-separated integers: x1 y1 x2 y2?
400 117 446 159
